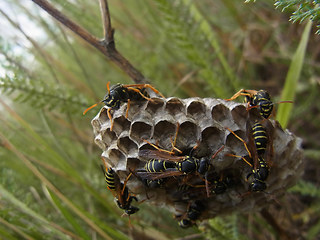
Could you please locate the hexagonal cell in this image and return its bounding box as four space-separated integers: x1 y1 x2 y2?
91 118 102 135
130 121 153 143
107 148 127 170
94 134 106 151
145 98 165 114
98 107 109 123
153 120 177 151
165 98 185 115
186 100 207 119
130 110 153 128
201 126 224 150
231 105 249 129
175 121 199 151
101 129 117 147
117 136 139 156
225 130 249 157
112 115 131 136
211 104 232 126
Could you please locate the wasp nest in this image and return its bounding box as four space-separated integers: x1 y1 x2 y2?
91 97 303 221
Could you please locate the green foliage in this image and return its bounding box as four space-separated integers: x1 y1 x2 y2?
206 215 244 240
153 0 236 97
289 180 320 198
0 75 88 114
275 0 320 33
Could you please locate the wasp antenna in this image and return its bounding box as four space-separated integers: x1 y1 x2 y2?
83 102 101 115
271 100 293 106
107 81 111 94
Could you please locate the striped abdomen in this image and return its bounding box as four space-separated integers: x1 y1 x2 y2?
252 122 267 155
145 159 175 172
105 168 116 190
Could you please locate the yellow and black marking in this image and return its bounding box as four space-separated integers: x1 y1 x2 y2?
145 159 175 172
105 168 116 190
252 121 268 155
247 157 269 192
83 82 165 131
176 156 199 174
250 90 273 119
100 164 139 215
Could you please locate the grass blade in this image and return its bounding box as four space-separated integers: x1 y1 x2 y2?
45 187 91 240
276 21 312 128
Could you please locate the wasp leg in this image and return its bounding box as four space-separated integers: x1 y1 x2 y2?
226 153 253 168
225 127 252 159
121 172 133 196
225 89 249 101
170 123 183 154
142 139 174 154
126 87 154 102
107 108 115 131
124 84 165 98
125 99 131 118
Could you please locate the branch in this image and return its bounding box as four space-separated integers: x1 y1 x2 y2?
31 0 146 84
99 0 114 44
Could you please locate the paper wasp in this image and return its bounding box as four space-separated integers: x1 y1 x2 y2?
101 166 139 215
83 82 165 130
139 145 225 198
210 175 234 195
138 122 225 197
177 200 205 228
225 89 292 119
225 120 274 192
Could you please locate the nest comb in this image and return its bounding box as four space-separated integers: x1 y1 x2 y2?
91 96 303 220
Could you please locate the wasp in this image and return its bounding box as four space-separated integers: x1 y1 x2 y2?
177 200 205 228
225 89 292 119
247 157 269 192
139 122 225 196
252 121 268 155
139 145 225 198
210 175 234 195
83 82 165 130
101 166 139 215
226 120 274 192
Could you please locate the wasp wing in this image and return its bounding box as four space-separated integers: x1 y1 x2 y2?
246 120 259 170
135 169 184 180
139 149 185 162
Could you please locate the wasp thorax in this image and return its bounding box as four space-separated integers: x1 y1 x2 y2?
92 96 303 223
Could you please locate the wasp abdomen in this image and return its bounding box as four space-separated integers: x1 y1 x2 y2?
252 122 268 155
145 159 175 172
105 168 116 190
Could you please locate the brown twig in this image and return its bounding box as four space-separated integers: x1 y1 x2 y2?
99 0 113 44
31 0 146 84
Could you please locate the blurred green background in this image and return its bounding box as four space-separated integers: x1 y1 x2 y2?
0 0 319 239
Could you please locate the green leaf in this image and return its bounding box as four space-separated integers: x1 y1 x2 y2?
276 21 312 128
